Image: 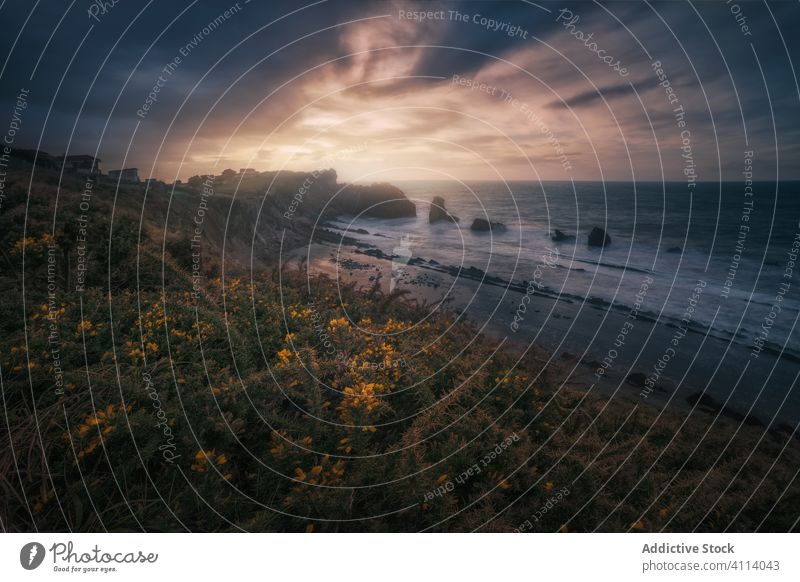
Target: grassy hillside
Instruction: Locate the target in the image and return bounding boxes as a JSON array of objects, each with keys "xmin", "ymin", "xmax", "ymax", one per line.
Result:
[{"xmin": 1, "ymin": 162, "xmax": 798, "ymax": 532}]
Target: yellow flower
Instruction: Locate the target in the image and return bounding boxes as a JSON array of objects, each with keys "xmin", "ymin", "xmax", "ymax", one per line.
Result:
[
  {"xmin": 195, "ymin": 449, "xmax": 215, "ymax": 462},
  {"xmin": 328, "ymin": 317, "xmax": 349, "ymax": 330},
  {"xmin": 191, "ymin": 449, "xmax": 216, "ymax": 473}
]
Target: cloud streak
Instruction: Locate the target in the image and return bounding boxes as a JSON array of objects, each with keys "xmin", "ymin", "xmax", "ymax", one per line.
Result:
[{"xmin": 0, "ymin": 0, "xmax": 798, "ymax": 181}]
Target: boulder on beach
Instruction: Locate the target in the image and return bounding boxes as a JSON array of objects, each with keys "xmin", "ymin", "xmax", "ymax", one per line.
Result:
[
  {"xmin": 588, "ymin": 227, "xmax": 611, "ymax": 247},
  {"xmin": 551, "ymin": 229, "xmax": 573, "ymax": 242},
  {"xmin": 470, "ymin": 218, "xmax": 507, "ymax": 232},
  {"xmin": 429, "ymin": 196, "xmax": 459, "ymax": 223}
]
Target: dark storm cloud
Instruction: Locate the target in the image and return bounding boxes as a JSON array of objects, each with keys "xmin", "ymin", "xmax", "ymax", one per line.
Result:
[
  {"xmin": 545, "ymin": 82, "xmax": 650, "ymax": 109},
  {"xmin": 0, "ymin": 1, "xmax": 375, "ymax": 153},
  {"xmin": 0, "ymin": 0, "xmax": 799, "ymax": 180}
]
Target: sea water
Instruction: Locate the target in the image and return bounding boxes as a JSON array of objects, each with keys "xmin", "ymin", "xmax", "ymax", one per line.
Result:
[{"xmin": 323, "ymin": 180, "xmax": 800, "ymax": 361}]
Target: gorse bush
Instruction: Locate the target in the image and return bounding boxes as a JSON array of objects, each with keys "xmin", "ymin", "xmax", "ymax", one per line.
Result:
[{"xmin": 1, "ymin": 165, "xmax": 799, "ymax": 532}]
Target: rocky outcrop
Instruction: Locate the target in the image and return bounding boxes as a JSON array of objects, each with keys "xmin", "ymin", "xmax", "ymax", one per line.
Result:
[
  {"xmin": 335, "ymin": 182, "xmax": 416, "ymax": 218},
  {"xmin": 205, "ymin": 169, "xmax": 416, "ymax": 220},
  {"xmin": 551, "ymin": 229, "xmax": 573, "ymax": 242},
  {"xmin": 588, "ymin": 227, "xmax": 611, "ymax": 247},
  {"xmin": 470, "ymin": 218, "xmax": 507, "ymax": 232},
  {"xmin": 429, "ymin": 196, "xmax": 459, "ymax": 223},
  {"xmin": 170, "ymin": 168, "xmax": 417, "ymax": 268}
]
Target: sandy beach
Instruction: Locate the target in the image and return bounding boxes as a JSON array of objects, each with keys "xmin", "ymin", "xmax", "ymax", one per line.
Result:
[{"xmin": 294, "ymin": 238, "xmax": 800, "ymax": 431}]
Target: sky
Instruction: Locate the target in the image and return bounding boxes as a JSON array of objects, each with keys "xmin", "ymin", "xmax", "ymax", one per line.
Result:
[{"xmin": 1, "ymin": 0, "xmax": 799, "ymax": 183}]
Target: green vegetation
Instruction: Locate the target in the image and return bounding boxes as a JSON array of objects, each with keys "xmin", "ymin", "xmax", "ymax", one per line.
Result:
[{"xmin": 1, "ymin": 163, "xmax": 798, "ymax": 532}]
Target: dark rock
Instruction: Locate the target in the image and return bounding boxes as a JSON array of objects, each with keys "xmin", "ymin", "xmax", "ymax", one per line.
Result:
[
  {"xmin": 551, "ymin": 229, "xmax": 573, "ymax": 242},
  {"xmin": 686, "ymin": 391, "xmax": 718, "ymax": 408},
  {"xmin": 625, "ymin": 373, "xmax": 647, "ymax": 388},
  {"xmin": 666, "ymin": 246, "xmax": 682, "ymax": 253},
  {"xmin": 587, "ymin": 296, "xmax": 609, "ymax": 307},
  {"xmin": 429, "ymin": 196, "xmax": 459, "ymax": 223},
  {"xmin": 336, "ymin": 182, "xmax": 416, "ymax": 218},
  {"xmin": 470, "ymin": 218, "xmax": 507, "ymax": 232},
  {"xmin": 471, "ymin": 218, "xmax": 491, "ymax": 231},
  {"xmin": 588, "ymin": 227, "xmax": 611, "ymax": 247}
]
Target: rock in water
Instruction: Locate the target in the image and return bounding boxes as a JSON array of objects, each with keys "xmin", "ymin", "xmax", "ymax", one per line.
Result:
[
  {"xmin": 429, "ymin": 196, "xmax": 459, "ymax": 223},
  {"xmin": 551, "ymin": 229, "xmax": 573, "ymax": 242},
  {"xmin": 470, "ymin": 218, "xmax": 507, "ymax": 232},
  {"xmin": 471, "ymin": 218, "xmax": 491, "ymax": 231},
  {"xmin": 588, "ymin": 227, "xmax": 611, "ymax": 247}
]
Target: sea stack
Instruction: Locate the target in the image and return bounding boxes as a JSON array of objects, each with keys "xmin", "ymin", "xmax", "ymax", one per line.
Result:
[
  {"xmin": 588, "ymin": 227, "xmax": 611, "ymax": 247},
  {"xmin": 429, "ymin": 196, "xmax": 458, "ymax": 223}
]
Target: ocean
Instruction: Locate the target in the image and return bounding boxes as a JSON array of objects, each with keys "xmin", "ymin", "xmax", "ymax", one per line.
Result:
[{"xmin": 321, "ymin": 180, "xmax": 800, "ymax": 362}]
